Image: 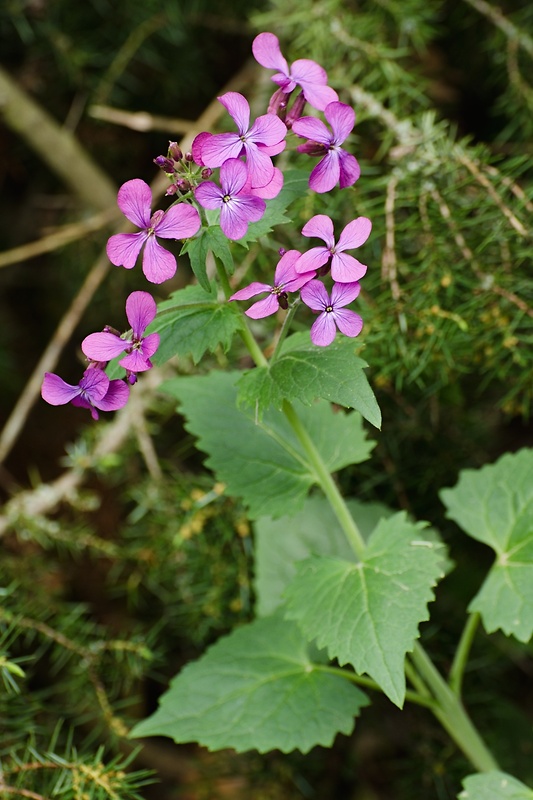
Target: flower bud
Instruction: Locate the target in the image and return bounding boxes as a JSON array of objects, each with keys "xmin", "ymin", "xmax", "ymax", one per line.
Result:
[
  {"xmin": 154, "ymin": 156, "xmax": 176, "ymax": 173},
  {"xmin": 168, "ymin": 141, "xmax": 183, "ymax": 161},
  {"xmin": 201, "ymin": 168, "xmax": 213, "ymax": 180},
  {"xmin": 285, "ymin": 91, "xmax": 307, "ymax": 129}
]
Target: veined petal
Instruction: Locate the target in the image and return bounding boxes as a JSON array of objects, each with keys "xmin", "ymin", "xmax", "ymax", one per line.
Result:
[
  {"xmin": 201, "ymin": 132, "xmax": 244, "ymax": 167},
  {"xmin": 106, "ymin": 232, "xmax": 146, "ymax": 269},
  {"xmin": 82, "ymin": 331, "xmax": 128, "ymax": 361},
  {"xmin": 297, "ymin": 81, "xmax": 338, "ymax": 112},
  {"xmin": 220, "ymin": 158, "xmax": 249, "ymax": 196},
  {"xmin": 300, "ymin": 279, "xmax": 329, "ymax": 311},
  {"xmin": 331, "ymin": 281, "xmax": 361, "ymax": 307},
  {"xmin": 155, "ymin": 203, "xmax": 201, "ymax": 240},
  {"xmin": 218, "ymin": 91, "xmax": 250, "ymax": 134},
  {"xmin": 290, "ymin": 59, "xmax": 328, "ymax": 86},
  {"xmin": 41, "ymin": 372, "xmax": 81, "ymax": 405},
  {"xmin": 230, "ymin": 282, "xmax": 272, "ymax": 301},
  {"xmin": 116, "ymin": 179, "xmax": 152, "ymax": 229},
  {"xmin": 248, "ymin": 113, "xmax": 287, "ymax": 147},
  {"xmin": 250, "ymin": 167, "xmax": 283, "ymax": 198},
  {"xmin": 291, "ymin": 116, "xmax": 331, "ymax": 145},
  {"xmin": 324, "ymin": 102, "xmax": 355, "ymax": 144},
  {"xmin": 332, "ymin": 307, "xmax": 363, "ymax": 338},
  {"xmin": 337, "ymin": 217, "xmax": 372, "ymax": 250},
  {"xmin": 191, "ymin": 131, "xmax": 212, "ymax": 166},
  {"xmin": 139, "ymin": 332, "xmax": 160, "ymax": 360},
  {"xmin": 301, "ymin": 214, "xmax": 335, "ymax": 247},
  {"xmin": 310, "ymin": 312, "xmax": 337, "ymax": 346},
  {"xmin": 79, "ymin": 368, "xmax": 111, "ymax": 403},
  {"xmin": 120, "ymin": 350, "xmax": 153, "ymax": 373},
  {"xmin": 331, "ymin": 252, "xmax": 367, "ymax": 282},
  {"xmin": 242, "ymin": 144, "xmax": 274, "ymax": 189},
  {"xmin": 295, "ymin": 246, "xmax": 330, "ymax": 274},
  {"xmin": 220, "ymin": 195, "xmax": 265, "ymax": 240},
  {"xmin": 125, "ymin": 290, "xmax": 157, "ymax": 336},
  {"xmin": 95, "ymin": 379, "xmax": 130, "ymax": 412},
  {"xmin": 71, "ymin": 395, "xmax": 98, "ymax": 419},
  {"xmin": 308, "ymin": 151, "xmax": 341, "ymax": 194},
  {"xmin": 338, "ymin": 150, "xmax": 361, "ymax": 188},
  {"xmin": 245, "ymin": 293, "xmax": 280, "ymax": 319},
  {"xmin": 252, "ymin": 32, "xmax": 289, "ymax": 74},
  {"xmin": 142, "ymin": 236, "xmax": 177, "ymax": 284},
  {"xmin": 195, "ymin": 181, "xmax": 224, "ymax": 210},
  {"xmin": 274, "ymin": 249, "xmax": 302, "ymax": 286}
]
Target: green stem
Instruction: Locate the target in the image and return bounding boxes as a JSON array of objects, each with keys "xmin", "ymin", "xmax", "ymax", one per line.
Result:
[
  {"xmin": 270, "ymin": 300, "xmax": 300, "ymax": 364},
  {"xmin": 449, "ymin": 611, "xmax": 481, "ymax": 697},
  {"xmin": 318, "ymin": 665, "xmax": 436, "ymax": 710}
]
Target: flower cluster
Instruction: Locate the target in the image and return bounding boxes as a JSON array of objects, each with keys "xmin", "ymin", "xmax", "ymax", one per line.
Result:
[{"xmin": 42, "ymin": 31, "xmax": 372, "ymax": 416}]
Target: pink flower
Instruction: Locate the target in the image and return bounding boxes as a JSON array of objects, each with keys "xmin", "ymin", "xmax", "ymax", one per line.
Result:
[
  {"xmin": 41, "ymin": 366, "xmax": 129, "ymax": 420},
  {"xmin": 295, "ymin": 214, "xmax": 371, "ymax": 282},
  {"xmin": 194, "ymin": 92, "xmax": 287, "ymax": 189},
  {"xmin": 229, "ymin": 250, "xmax": 315, "ymax": 318},
  {"xmin": 292, "ymin": 102, "xmax": 361, "ymax": 193},
  {"xmin": 301, "ymin": 280, "xmax": 363, "ymax": 346},
  {"xmin": 195, "ymin": 159, "xmax": 266, "ymax": 241},
  {"xmin": 106, "ymin": 179, "xmax": 201, "ymax": 284},
  {"xmin": 252, "ymin": 32, "xmax": 338, "ymax": 112},
  {"xmin": 81, "ymin": 291, "xmax": 160, "ymax": 383}
]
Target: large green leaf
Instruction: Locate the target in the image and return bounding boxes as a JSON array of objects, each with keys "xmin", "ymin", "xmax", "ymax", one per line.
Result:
[
  {"xmin": 129, "ymin": 613, "xmax": 369, "ymax": 753},
  {"xmin": 440, "ymin": 448, "xmax": 533, "ymax": 642},
  {"xmin": 460, "ymin": 771, "xmax": 533, "ymax": 799},
  {"xmin": 150, "ymin": 283, "xmax": 243, "ymax": 365},
  {"xmin": 255, "ymin": 495, "xmax": 393, "ymax": 616},
  {"xmin": 160, "ymin": 370, "xmax": 374, "ymax": 519},
  {"xmin": 284, "ymin": 512, "xmax": 444, "ymax": 706},
  {"xmin": 238, "ymin": 333, "xmax": 381, "ymax": 428},
  {"xmin": 183, "ymin": 225, "xmax": 235, "ymax": 289}
]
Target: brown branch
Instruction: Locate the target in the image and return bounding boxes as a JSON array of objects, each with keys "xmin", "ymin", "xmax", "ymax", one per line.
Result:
[
  {"xmin": 89, "ymin": 104, "xmax": 197, "ymax": 135},
  {"xmin": 461, "ymin": 0, "xmax": 533, "ymax": 58}
]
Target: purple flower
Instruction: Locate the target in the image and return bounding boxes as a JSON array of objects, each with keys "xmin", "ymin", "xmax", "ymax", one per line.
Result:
[
  {"xmin": 229, "ymin": 250, "xmax": 315, "ymax": 318},
  {"xmin": 81, "ymin": 291, "xmax": 160, "ymax": 382},
  {"xmin": 252, "ymin": 32, "xmax": 338, "ymax": 112},
  {"xmin": 292, "ymin": 102, "xmax": 361, "ymax": 193},
  {"xmin": 41, "ymin": 366, "xmax": 130, "ymax": 420},
  {"xmin": 301, "ymin": 280, "xmax": 363, "ymax": 347},
  {"xmin": 296, "ymin": 214, "xmax": 372, "ymax": 283},
  {"xmin": 195, "ymin": 158, "xmax": 266, "ymax": 241},
  {"xmin": 195, "ymin": 92, "xmax": 287, "ymax": 189},
  {"xmin": 106, "ymin": 179, "xmax": 201, "ymax": 284}
]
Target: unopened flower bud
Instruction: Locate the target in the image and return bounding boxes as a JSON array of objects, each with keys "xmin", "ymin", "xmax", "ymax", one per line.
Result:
[
  {"xmin": 176, "ymin": 178, "xmax": 192, "ymax": 192},
  {"xmin": 285, "ymin": 91, "xmax": 307, "ymax": 129},
  {"xmin": 278, "ymin": 247, "xmax": 287, "ymax": 257},
  {"xmin": 267, "ymin": 87, "xmax": 290, "ymax": 117},
  {"xmin": 165, "ymin": 184, "xmax": 178, "ymax": 196},
  {"xmin": 168, "ymin": 141, "xmax": 183, "ymax": 161},
  {"xmin": 154, "ymin": 156, "xmax": 176, "ymax": 173},
  {"xmin": 184, "ymin": 151, "xmax": 194, "ymax": 162},
  {"xmin": 201, "ymin": 168, "xmax": 213, "ymax": 180}
]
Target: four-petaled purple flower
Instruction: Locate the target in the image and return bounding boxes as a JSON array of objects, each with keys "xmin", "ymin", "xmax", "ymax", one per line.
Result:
[
  {"xmin": 300, "ymin": 280, "xmax": 363, "ymax": 347},
  {"xmin": 41, "ymin": 366, "xmax": 130, "ymax": 420},
  {"xmin": 296, "ymin": 214, "xmax": 372, "ymax": 283},
  {"xmin": 252, "ymin": 32, "xmax": 338, "ymax": 113},
  {"xmin": 81, "ymin": 291, "xmax": 160, "ymax": 383},
  {"xmin": 195, "ymin": 158, "xmax": 266, "ymax": 241},
  {"xmin": 195, "ymin": 92, "xmax": 287, "ymax": 190},
  {"xmin": 229, "ymin": 250, "xmax": 315, "ymax": 318},
  {"xmin": 292, "ymin": 102, "xmax": 361, "ymax": 193},
  {"xmin": 106, "ymin": 179, "xmax": 201, "ymax": 284}
]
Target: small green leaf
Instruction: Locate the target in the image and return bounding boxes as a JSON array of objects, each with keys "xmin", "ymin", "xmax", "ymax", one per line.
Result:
[
  {"xmin": 460, "ymin": 771, "xmax": 533, "ymax": 799},
  {"xmin": 238, "ymin": 333, "xmax": 381, "ymax": 428},
  {"xmin": 285, "ymin": 512, "xmax": 444, "ymax": 706},
  {"xmin": 440, "ymin": 448, "xmax": 533, "ymax": 642},
  {"xmin": 160, "ymin": 370, "xmax": 374, "ymax": 519},
  {"xmin": 150, "ymin": 283, "xmax": 243, "ymax": 365},
  {"xmin": 129, "ymin": 613, "xmax": 369, "ymax": 753}
]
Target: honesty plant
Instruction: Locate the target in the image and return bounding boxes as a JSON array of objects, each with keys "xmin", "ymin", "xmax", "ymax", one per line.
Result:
[{"xmin": 41, "ymin": 29, "xmax": 533, "ymax": 800}]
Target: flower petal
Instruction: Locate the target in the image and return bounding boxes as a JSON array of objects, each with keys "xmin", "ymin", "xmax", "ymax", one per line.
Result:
[
  {"xmin": 41, "ymin": 373, "xmax": 81, "ymax": 405},
  {"xmin": 310, "ymin": 312, "xmax": 337, "ymax": 346},
  {"xmin": 142, "ymin": 236, "xmax": 177, "ymax": 284},
  {"xmin": 324, "ymin": 102, "xmax": 355, "ymax": 144},
  {"xmin": 245, "ymin": 293, "xmax": 280, "ymax": 319},
  {"xmin": 120, "ymin": 350, "xmax": 153, "ymax": 373},
  {"xmin": 338, "ymin": 150, "xmax": 361, "ymax": 188},
  {"xmin": 331, "ymin": 280, "xmax": 362, "ymax": 307},
  {"xmin": 106, "ymin": 232, "xmax": 146, "ymax": 269},
  {"xmin": 195, "ymin": 181, "xmax": 224, "ymax": 210},
  {"xmin": 191, "ymin": 131, "xmax": 211, "ymax": 165},
  {"xmin": 95, "ymin": 379, "xmax": 130, "ymax": 412},
  {"xmin": 308, "ymin": 151, "xmax": 341, "ymax": 194},
  {"xmin": 200, "ymin": 132, "xmax": 244, "ymax": 167},
  {"xmin": 242, "ymin": 144, "xmax": 275, "ymax": 189},
  {"xmin": 125, "ymin": 290, "xmax": 157, "ymax": 336},
  {"xmin": 252, "ymin": 32, "xmax": 289, "ymax": 74},
  {"xmin": 220, "ymin": 195, "xmax": 265, "ymax": 240},
  {"xmin": 78, "ymin": 368, "xmax": 111, "ymax": 402},
  {"xmin": 248, "ymin": 113, "xmax": 287, "ymax": 147},
  {"xmin": 300, "ymin": 279, "xmax": 329, "ymax": 311},
  {"xmin": 330, "ymin": 252, "xmax": 367, "ymax": 282},
  {"xmin": 116, "ymin": 179, "xmax": 152, "ymax": 229},
  {"xmin": 139, "ymin": 331, "xmax": 160, "ymax": 360},
  {"xmin": 274, "ymin": 249, "xmax": 302, "ymax": 286},
  {"xmin": 218, "ymin": 91, "xmax": 250, "ymax": 134},
  {"xmin": 337, "ymin": 217, "xmax": 372, "ymax": 250},
  {"xmin": 249, "ymin": 167, "xmax": 283, "ymax": 198},
  {"xmin": 332, "ymin": 308, "xmax": 363, "ymax": 338},
  {"xmin": 155, "ymin": 203, "xmax": 201, "ymax": 240},
  {"xmin": 301, "ymin": 214, "xmax": 335, "ymax": 247},
  {"xmin": 82, "ymin": 331, "xmax": 129, "ymax": 361},
  {"xmin": 220, "ymin": 158, "xmax": 249, "ymax": 196},
  {"xmin": 230, "ymin": 282, "xmax": 272, "ymax": 301},
  {"xmin": 295, "ymin": 246, "xmax": 330, "ymax": 273},
  {"xmin": 291, "ymin": 116, "xmax": 331, "ymax": 145}
]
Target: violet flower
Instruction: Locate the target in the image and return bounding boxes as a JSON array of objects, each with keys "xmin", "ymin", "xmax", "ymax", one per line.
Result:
[
  {"xmin": 195, "ymin": 158, "xmax": 266, "ymax": 241},
  {"xmin": 195, "ymin": 92, "xmax": 287, "ymax": 189},
  {"xmin": 229, "ymin": 250, "xmax": 315, "ymax": 318},
  {"xmin": 81, "ymin": 291, "xmax": 160, "ymax": 382},
  {"xmin": 295, "ymin": 214, "xmax": 372, "ymax": 282},
  {"xmin": 252, "ymin": 32, "xmax": 338, "ymax": 112},
  {"xmin": 106, "ymin": 179, "xmax": 201, "ymax": 284},
  {"xmin": 41, "ymin": 366, "xmax": 129, "ymax": 420},
  {"xmin": 292, "ymin": 102, "xmax": 361, "ymax": 193},
  {"xmin": 301, "ymin": 280, "xmax": 363, "ymax": 347}
]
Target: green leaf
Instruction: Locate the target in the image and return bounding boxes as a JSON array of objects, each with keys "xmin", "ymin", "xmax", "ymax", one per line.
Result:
[
  {"xmin": 160, "ymin": 370, "xmax": 375, "ymax": 519},
  {"xmin": 150, "ymin": 283, "xmax": 243, "ymax": 365},
  {"xmin": 238, "ymin": 333, "xmax": 381, "ymax": 428},
  {"xmin": 440, "ymin": 448, "xmax": 533, "ymax": 642},
  {"xmin": 129, "ymin": 613, "xmax": 369, "ymax": 753},
  {"xmin": 284, "ymin": 512, "xmax": 444, "ymax": 706},
  {"xmin": 255, "ymin": 495, "xmax": 393, "ymax": 616},
  {"xmin": 460, "ymin": 771, "xmax": 533, "ymax": 799}
]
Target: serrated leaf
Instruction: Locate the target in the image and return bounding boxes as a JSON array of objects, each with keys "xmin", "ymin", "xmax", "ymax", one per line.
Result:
[
  {"xmin": 129, "ymin": 613, "xmax": 369, "ymax": 753},
  {"xmin": 160, "ymin": 370, "xmax": 374, "ymax": 519},
  {"xmin": 238, "ymin": 333, "xmax": 381, "ymax": 427},
  {"xmin": 285, "ymin": 512, "xmax": 444, "ymax": 706},
  {"xmin": 150, "ymin": 283, "xmax": 243, "ymax": 365},
  {"xmin": 460, "ymin": 771, "xmax": 533, "ymax": 799},
  {"xmin": 255, "ymin": 495, "xmax": 393, "ymax": 616},
  {"xmin": 440, "ymin": 448, "xmax": 533, "ymax": 642}
]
